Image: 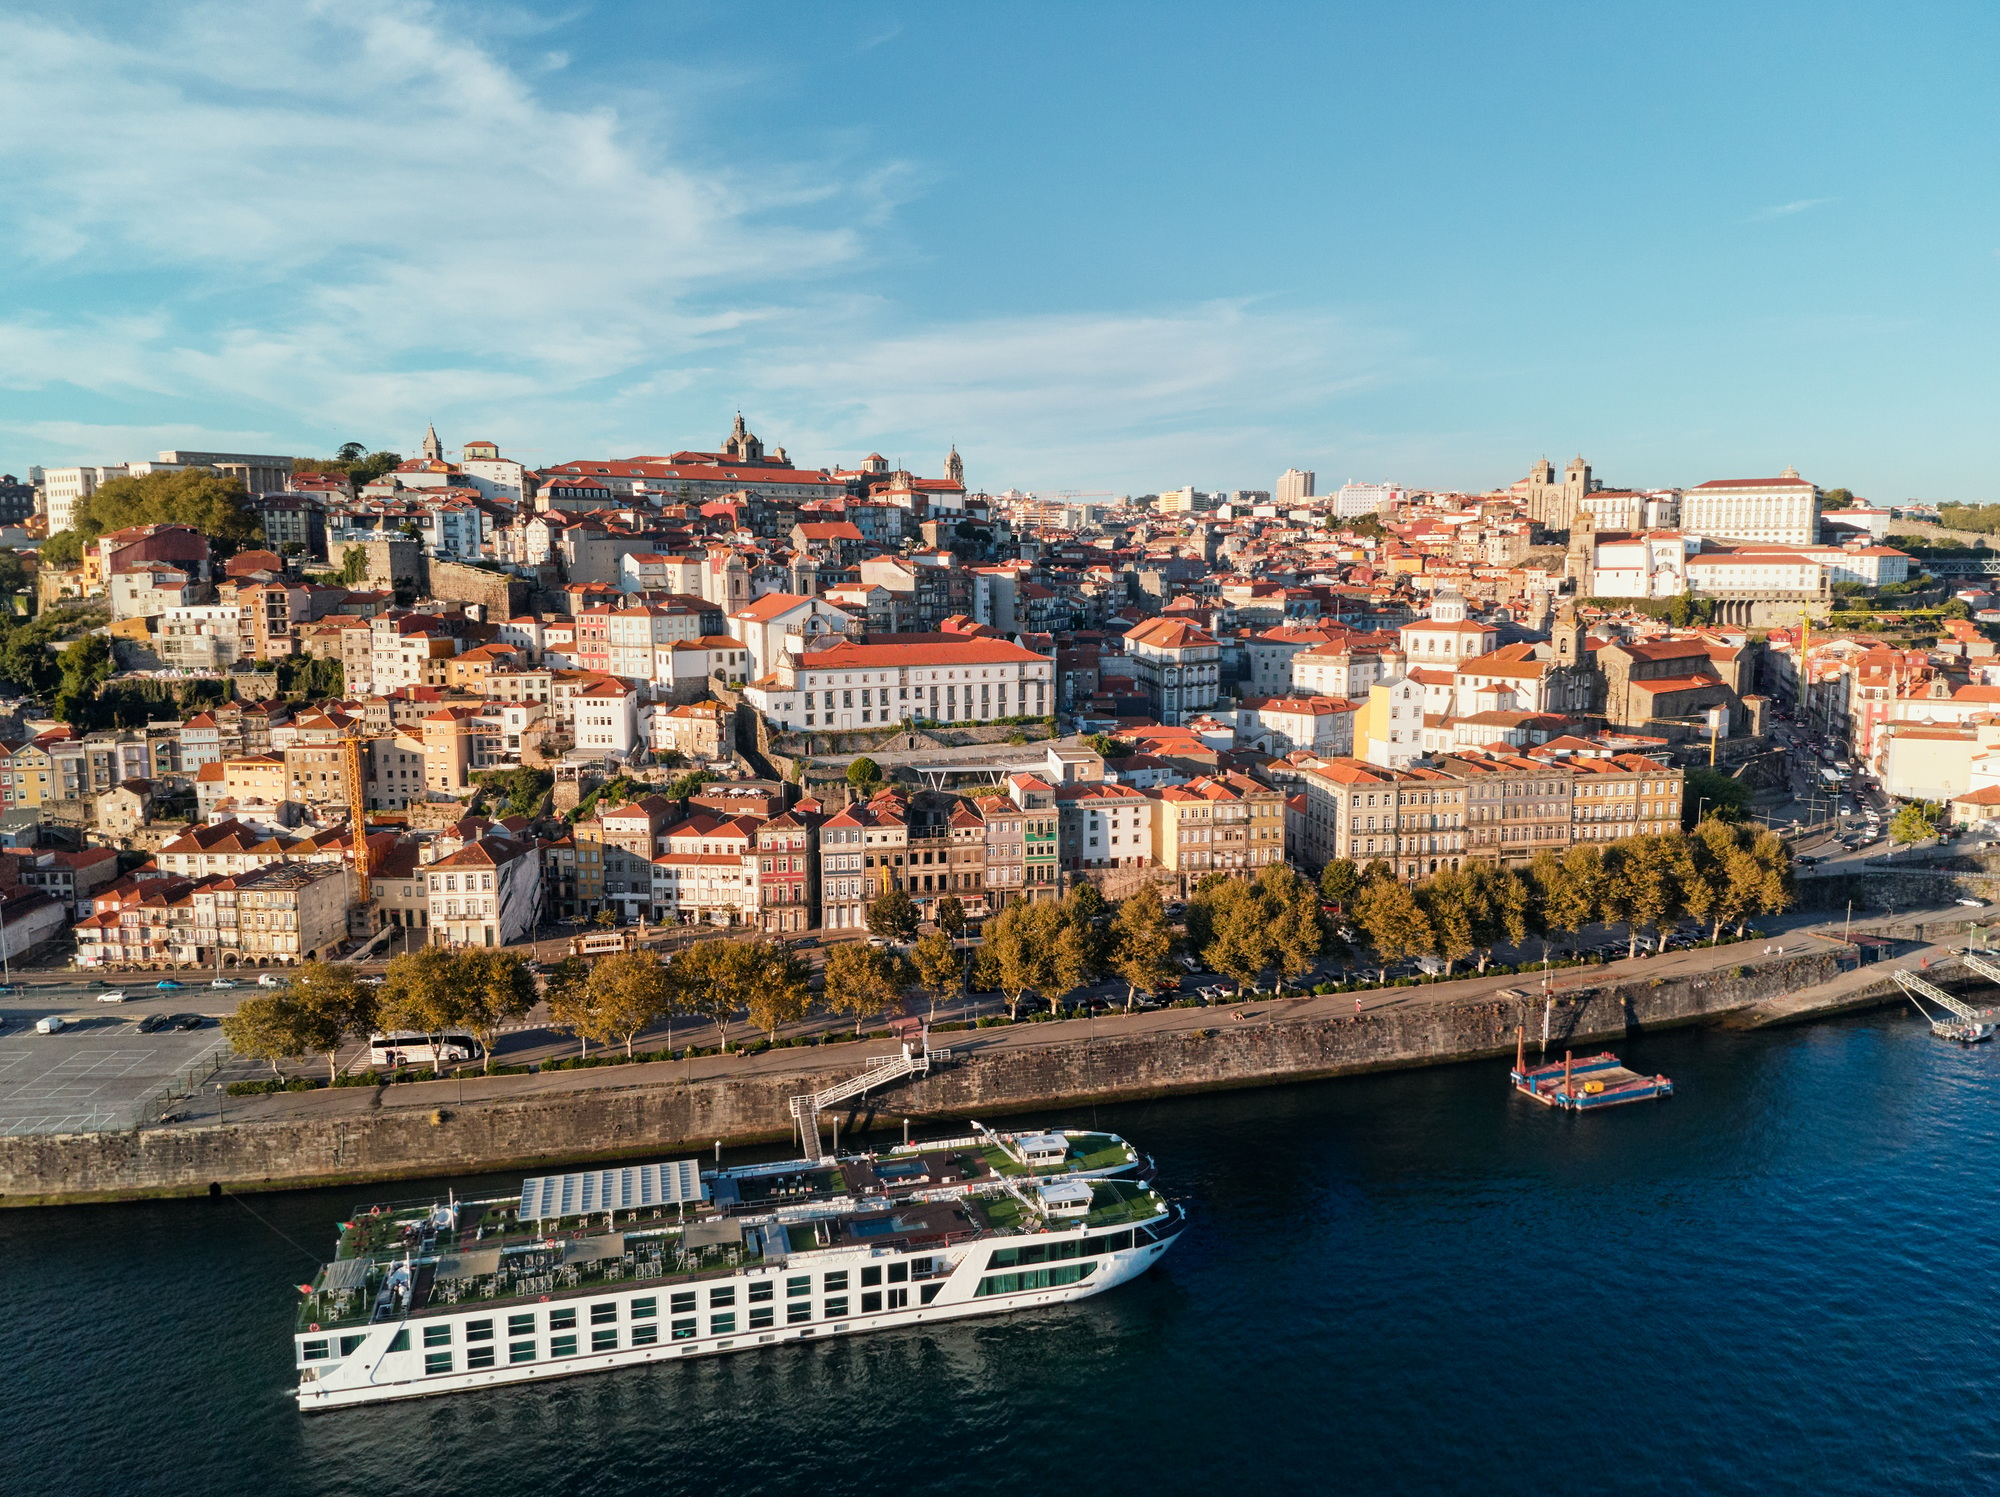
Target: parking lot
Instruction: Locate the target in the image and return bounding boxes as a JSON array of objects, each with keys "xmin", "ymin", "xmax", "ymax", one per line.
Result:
[{"xmin": 0, "ymin": 1011, "xmax": 226, "ymax": 1135}]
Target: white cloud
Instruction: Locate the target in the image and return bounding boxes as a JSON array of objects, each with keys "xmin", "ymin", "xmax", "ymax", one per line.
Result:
[{"xmin": 1752, "ymin": 197, "xmax": 1835, "ymax": 221}]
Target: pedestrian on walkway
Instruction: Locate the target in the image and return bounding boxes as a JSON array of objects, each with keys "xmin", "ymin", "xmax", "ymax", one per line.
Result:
[{"xmin": 1355, "ymin": 997, "xmax": 1362, "ymax": 1014}]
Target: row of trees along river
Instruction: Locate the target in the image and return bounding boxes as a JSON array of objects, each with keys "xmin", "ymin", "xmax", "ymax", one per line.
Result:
[{"xmin": 217, "ymin": 821, "xmax": 1791, "ymax": 1083}]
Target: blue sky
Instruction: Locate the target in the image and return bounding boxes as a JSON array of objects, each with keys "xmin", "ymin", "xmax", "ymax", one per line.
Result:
[{"xmin": 2, "ymin": 1, "xmax": 1996, "ymax": 500}]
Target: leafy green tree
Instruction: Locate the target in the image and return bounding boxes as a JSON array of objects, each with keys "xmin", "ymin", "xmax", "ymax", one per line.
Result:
[
  {"xmin": 1050, "ymin": 919, "xmax": 1101, "ymax": 1007},
  {"xmin": 744, "ymin": 939, "xmax": 813, "ymax": 1041},
  {"xmin": 570, "ymin": 949, "xmax": 672, "ymax": 1057},
  {"xmin": 378, "ymin": 946, "xmax": 469, "ymax": 1073},
  {"xmin": 288, "ymin": 959, "xmax": 377, "ymax": 1081},
  {"xmin": 339, "ymin": 546, "xmax": 370, "ymax": 586},
  {"xmin": 459, "ymin": 950, "xmax": 538, "ymax": 1071},
  {"xmin": 1611, "ymin": 835, "xmax": 1681, "ymax": 957},
  {"xmin": 72, "ymin": 467, "xmax": 263, "ymax": 552},
  {"xmin": 846, "ymin": 757, "xmax": 881, "ymax": 792},
  {"xmin": 1109, "ymin": 885, "xmax": 1180, "ymax": 1009},
  {"xmin": 1891, "ymin": 801, "xmax": 1944, "ymax": 845},
  {"xmin": 866, "ymin": 886, "xmax": 920, "ymax": 942},
  {"xmin": 1682, "ymin": 767, "xmax": 1753, "ymax": 828},
  {"xmin": 1352, "ymin": 876, "xmax": 1432, "ymax": 982},
  {"xmin": 1318, "ymin": 858, "xmax": 1361, "ymax": 907},
  {"xmin": 1260, "ymin": 863, "xmax": 1328, "ymax": 993},
  {"xmin": 1416, "ymin": 869, "xmax": 1475, "ymax": 976},
  {"xmin": 1533, "ymin": 848, "xmax": 1602, "ymax": 957},
  {"xmin": 221, "ymin": 992, "xmax": 309, "ymax": 1077},
  {"xmin": 823, "ymin": 941, "xmax": 904, "ymax": 1035},
  {"xmin": 1463, "ymin": 862, "xmax": 1530, "ymax": 971},
  {"xmin": 932, "ymin": 893, "xmax": 967, "ymax": 937},
  {"xmin": 543, "ymin": 956, "xmax": 601, "ymax": 1059},
  {"xmin": 672, "ymin": 939, "xmax": 762, "ymax": 1052},
  {"xmin": 985, "ymin": 900, "xmax": 1064, "ymax": 1018},
  {"xmin": 39, "ymin": 530, "xmax": 84, "ymax": 570},
  {"xmin": 909, "ymin": 929, "xmax": 962, "ymax": 1020}
]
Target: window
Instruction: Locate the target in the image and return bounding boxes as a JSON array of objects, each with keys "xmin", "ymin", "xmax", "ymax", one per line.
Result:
[
  {"xmin": 749, "ymin": 1280, "xmax": 774, "ymax": 1303},
  {"xmin": 302, "ymin": 1340, "xmax": 329, "ymax": 1362},
  {"xmin": 467, "ymin": 1344, "xmax": 495, "ymax": 1370},
  {"xmin": 425, "ymin": 1351, "xmax": 453, "ymax": 1375},
  {"xmin": 709, "ymin": 1285, "xmax": 735, "ymax": 1308},
  {"xmin": 508, "ymin": 1313, "xmax": 535, "ymax": 1337},
  {"xmin": 749, "ymin": 1305, "xmax": 775, "ymax": 1330},
  {"xmin": 631, "ymin": 1297, "xmax": 656, "ymax": 1320},
  {"xmin": 919, "ymin": 1282, "xmax": 944, "ymax": 1306},
  {"xmin": 788, "ymin": 1302, "xmax": 813, "ymax": 1325},
  {"xmin": 710, "ymin": 1313, "xmax": 737, "ymax": 1336},
  {"xmin": 823, "ymin": 1271, "xmax": 848, "ymax": 1292},
  {"xmin": 861, "ymin": 1265, "xmax": 883, "ymax": 1288},
  {"xmin": 551, "ymin": 1334, "xmax": 578, "ymax": 1358},
  {"xmin": 671, "ymin": 1291, "xmax": 697, "ymax": 1314},
  {"xmin": 632, "ymin": 1321, "xmax": 659, "ymax": 1346},
  {"xmin": 860, "ymin": 1291, "xmax": 883, "ymax": 1314},
  {"xmin": 592, "ymin": 1329, "xmax": 618, "ymax": 1353},
  {"xmin": 591, "ymin": 1302, "xmax": 618, "ymax": 1325},
  {"xmin": 339, "ymin": 1333, "xmax": 366, "ymax": 1356},
  {"xmin": 671, "ymin": 1317, "xmax": 697, "ymax": 1340},
  {"xmin": 549, "ymin": 1308, "xmax": 577, "ymax": 1331},
  {"xmin": 424, "ymin": 1324, "xmax": 452, "ymax": 1348},
  {"xmin": 387, "ymin": 1330, "xmax": 410, "ymax": 1353},
  {"xmin": 887, "ymin": 1287, "xmax": 909, "ymax": 1310},
  {"xmin": 824, "ymin": 1297, "xmax": 848, "ymax": 1319}
]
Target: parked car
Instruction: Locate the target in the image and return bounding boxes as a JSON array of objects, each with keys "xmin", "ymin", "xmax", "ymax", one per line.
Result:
[
  {"xmin": 155, "ymin": 979, "xmax": 182, "ymax": 991},
  {"xmin": 256, "ymin": 974, "xmax": 284, "ymax": 987},
  {"xmin": 34, "ymin": 1015, "xmax": 66, "ymax": 1034},
  {"xmin": 1957, "ymin": 898, "xmax": 1985, "ymax": 908},
  {"xmin": 96, "ymin": 991, "xmax": 126, "ymax": 1003},
  {"xmin": 138, "ymin": 1013, "xmax": 172, "ymax": 1033},
  {"xmin": 209, "ymin": 978, "xmax": 238, "ymax": 990},
  {"xmin": 170, "ymin": 1013, "xmax": 206, "ymax": 1030}
]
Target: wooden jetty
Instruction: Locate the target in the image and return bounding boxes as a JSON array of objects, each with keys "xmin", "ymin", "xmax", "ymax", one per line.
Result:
[{"xmin": 1510, "ymin": 1029, "xmax": 1673, "ymax": 1111}]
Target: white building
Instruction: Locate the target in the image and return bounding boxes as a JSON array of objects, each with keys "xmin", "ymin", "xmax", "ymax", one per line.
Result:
[
  {"xmin": 574, "ymin": 679, "xmax": 641, "ymax": 755},
  {"xmin": 744, "ymin": 637, "xmax": 1054, "ymax": 733},
  {"xmin": 1276, "ymin": 469, "xmax": 1315, "ymax": 504},
  {"xmin": 1335, "ymin": 481, "xmax": 1401, "ymax": 518},
  {"xmin": 1681, "ymin": 468, "xmax": 1820, "ymax": 546},
  {"xmin": 426, "ymin": 834, "xmax": 542, "ymax": 949},
  {"xmin": 1238, "ymin": 695, "xmax": 1357, "ymax": 757},
  {"xmin": 727, "ymin": 593, "xmax": 860, "ymax": 683},
  {"xmin": 1398, "ymin": 587, "xmax": 1497, "ymax": 663}
]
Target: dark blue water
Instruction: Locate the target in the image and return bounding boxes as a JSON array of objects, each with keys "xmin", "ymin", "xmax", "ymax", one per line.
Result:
[{"xmin": 6, "ymin": 1009, "xmax": 1999, "ymax": 1497}]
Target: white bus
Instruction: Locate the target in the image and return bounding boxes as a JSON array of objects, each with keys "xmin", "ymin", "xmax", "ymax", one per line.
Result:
[{"xmin": 368, "ymin": 1031, "xmax": 483, "ymax": 1068}]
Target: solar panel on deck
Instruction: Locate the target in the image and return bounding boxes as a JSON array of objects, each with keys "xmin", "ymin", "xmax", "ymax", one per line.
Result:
[{"xmin": 518, "ymin": 1159, "xmax": 705, "ymax": 1222}]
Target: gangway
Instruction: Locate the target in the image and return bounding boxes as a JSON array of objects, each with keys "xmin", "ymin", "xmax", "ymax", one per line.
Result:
[
  {"xmin": 788, "ymin": 1031, "xmax": 951, "ymax": 1158},
  {"xmin": 1892, "ymin": 968, "xmax": 1994, "ymax": 1044},
  {"xmin": 1959, "ymin": 952, "xmax": 2000, "ymax": 990}
]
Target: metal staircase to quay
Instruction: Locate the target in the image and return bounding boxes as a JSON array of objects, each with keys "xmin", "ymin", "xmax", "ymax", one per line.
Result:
[
  {"xmin": 789, "ymin": 1031, "xmax": 951, "ymax": 1158},
  {"xmin": 1892, "ymin": 967, "xmax": 1995, "ymax": 1044}
]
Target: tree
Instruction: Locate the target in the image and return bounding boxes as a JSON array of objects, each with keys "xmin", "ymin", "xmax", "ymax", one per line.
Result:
[
  {"xmin": 823, "ymin": 941, "xmax": 903, "ymax": 1035},
  {"xmin": 1318, "ymin": 858, "xmax": 1360, "ymax": 908},
  {"xmin": 378, "ymin": 946, "xmax": 469, "ymax": 1074},
  {"xmin": 846, "ymin": 757, "xmax": 881, "ymax": 793},
  {"xmin": 1612, "ymin": 836, "xmax": 1681, "ymax": 957},
  {"xmin": 909, "ymin": 929, "xmax": 962, "ymax": 1021},
  {"xmin": 672, "ymin": 939, "xmax": 762, "ymax": 1052},
  {"xmin": 1204, "ymin": 883, "xmax": 1275, "ymax": 996},
  {"xmin": 1415, "ymin": 870, "xmax": 1475, "ymax": 977},
  {"xmin": 543, "ymin": 956, "xmax": 601, "ymax": 1059},
  {"xmin": 459, "ymin": 950, "xmax": 538, "ymax": 1071},
  {"xmin": 287, "ymin": 959, "xmax": 376, "ymax": 1082},
  {"xmin": 1261, "ymin": 863, "xmax": 1328, "ymax": 993},
  {"xmin": 985, "ymin": 900, "xmax": 1063, "ymax": 1018},
  {"xmin": 221, "ymin": 993, "xmax": 309, "ymax": 1077},
  {"xmin": 1891, "ymin": 801, "xmax": 1944, "ymax": 845},
  {"xmin": 1683, "ymin": 767, "xmax": 1753, "ymax": 828},
  {"xmin": 866, "ymin": 886, "xmax": 920, "ymax": 942},
  {"xmin": 1049, "ymin": 920, "xmax": 1101, "ymax": 1008},
  {"xmin": 744, "ymin": 939, "xmax": 813, "ymax": 1041},
  {"xmin": 1463, "ymin": 862, "xmax": 1529, "ymax": 971},
  {"xmin": 580, "ymin": 949, "xmax": 675, "ymax": 1057},
  {"xmin": 932, "ymin": 893, "xmax": 967, "ymax": 938},
  {"xmin": 339, "ymin": 546, "xmax": 370, "ymax": 586},
  {"xmin": 336, "ymin": 441, "xmax": 368, "ymax": 463},
  {"xmin": 1534, "ymin": 848, "xmax": 1601, "ymax": 957},
  {"xmin": 1351, "ymin": 876, "xmax": 1432, "ymax": 982},
  {"xmin": 1109, "ymin": 885, "xmax": 1180, "ymax": 1010},
  {"xmin": 70, "ymin": 467, "xmax": 263, "ymax": 552}
]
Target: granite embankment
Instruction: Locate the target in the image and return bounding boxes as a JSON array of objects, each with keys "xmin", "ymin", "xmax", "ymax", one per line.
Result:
[{"xmin": 0, "ymin": 945, "xmax": 1893, "ymax": 1206}]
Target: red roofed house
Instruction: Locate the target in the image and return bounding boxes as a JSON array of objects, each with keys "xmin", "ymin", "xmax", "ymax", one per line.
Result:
[
  {"xmin": 1123, "ymin": 617, "xmax": 1221, "ymax": 725},
  {"xmin": 743, "ymin": 636, "xmax": 1054, "ymax": 733}
]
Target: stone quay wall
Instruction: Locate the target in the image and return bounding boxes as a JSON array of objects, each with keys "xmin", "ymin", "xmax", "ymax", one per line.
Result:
[{"xmin": 0, "ymin": 951, "xmax": 1855, "ymax": 1207}]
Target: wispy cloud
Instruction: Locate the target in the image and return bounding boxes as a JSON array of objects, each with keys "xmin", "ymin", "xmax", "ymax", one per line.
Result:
[{"xmin": 1753, "ymin": 197, "xmax": 1836, "ymax": 221}]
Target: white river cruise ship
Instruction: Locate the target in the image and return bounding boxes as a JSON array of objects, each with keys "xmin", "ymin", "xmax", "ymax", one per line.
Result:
[{"xmin": 294, "ymin": 1124, "xmax": 1183, "ymax": 1410}]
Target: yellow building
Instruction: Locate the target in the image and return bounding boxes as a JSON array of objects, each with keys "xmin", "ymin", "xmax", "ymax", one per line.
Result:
[{"xmin": 1148, "ymin": 771, "xmax": 1285, "ymax": 884}]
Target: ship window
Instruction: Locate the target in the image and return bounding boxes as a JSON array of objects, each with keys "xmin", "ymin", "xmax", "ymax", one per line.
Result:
[
  {"xmin": 301, "ymin": 1340, "xmax": 329, "ymax": 1361},
  {"xmin": 467, "ymin": 1345, "xmax": 495, "ymax": 1370},
  {"xmin": 548, "ymin": 1308, "xmax": 577, "ymax": 1331},
  {"xmin": 466, "ymin": 1320, "xmax": 493, "ymax": 1341},
  {"xmin": 1104, "ymin": 1230, "xmax": 1134, "ymax": 1252},
  {"xmin": 888, "ymin": 1261, "xmax": 909, "ymax": 1284},
  {"xmin": 788, "ymin": 1303, "xmax": 812, "ymax": 1325},
  {"xmin": 591, "ymin": 1303, "xmax": 618, "ymax": 1324},
  {"xmin": 860, "ymin": 1292, "xmax": 883, "ymax": 1314},
  {"xmin": 749, "ymin": 1305, "xmax": 775, "ymax": 1330},
  {"xmin": 632, "ymin": 1322, "xmax": 658, "ymax": 1346},
  {"xmin": 888, "ymin": 1287, "xmax": 909, "ymax": 1310},
  {"xmin": 787, "ymin": 1276, "xmax": 811, "ymax": 1298},
  {"xmin": 920, "ymin": 1283, "xmax": 943, "ymax": 1306},
  {"xmin": 860, "ymin": 1266, "xmax": 882, "ymax": 1288},
  {"xmin": 709, "ymin": 1286, "xmax": 736, "ymax": 1308},
  {"xmin": 823, "ymin": 1297, "xmax": 848, "ymax": 1319},
  {"xmin": 592, "ymin": 1329, "xmax": 618, "ymax": 1353},
  {"xmin": 425, "ymin": 1352, "xmax": 453, "ymax": 1376},
  {"xmin": 387, "ymin": 1330, "xmax": 410, "ymax": 1353},
  {"xmin": 671, "ymin": 1318, "xmax": 697, "ymax": 1341},
  {"xmin": 509, "ymin": 1340, "xmax": 536, "ymax": 1364},
  {"xmin": 423, "ymin": 1324, "xmax": 451, "ymax": 1348},
  {"xmin": 710, "ymin": 1313, "xmax": 736, "ymax": 1336},
  {"xmin": 748, "ymin": 1279, "xmax": 774, "ymax": 1303},
  {"xmin": 671, "ymin": 1291, "xmax": 697, "ymax": 1314},
  {"xmin": 551, "ymin": 1334, "xmax": 578, "ymax": 1358},
  {"xmin": 508, "ymin": 1313, "xmax": 535, "ymax": 1337},
  {"xmin": 339, "ymin": 1334, "xmax": 366, "ymax": 1356},
  {"xmin": 823, "ymin": 1271, "xmax": 849, "ymax": 1293},
  {"xmin": 630, "ymin": 1297, "xmax": 657, "ymax": 1320}
]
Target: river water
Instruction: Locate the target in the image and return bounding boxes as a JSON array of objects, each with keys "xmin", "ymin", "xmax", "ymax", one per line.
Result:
[{"xmin": 6, "ymin": 1007, "xmax": 1999, "ymax": 1496}]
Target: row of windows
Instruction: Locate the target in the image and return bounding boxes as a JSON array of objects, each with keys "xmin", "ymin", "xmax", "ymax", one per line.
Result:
[
  {"xmin": 974, "ymin": 1262, "xmax": 1096, "ymax": 1297},
  {"xmin": 987, "ymin": 1229, "xmax": 1134, "ymax": 1269}
]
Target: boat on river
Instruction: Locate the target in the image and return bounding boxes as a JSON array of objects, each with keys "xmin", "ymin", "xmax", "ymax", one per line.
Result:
[{"xmin": 293, "ymin": 1124, "xmax": 1182, "ymax": 1410}]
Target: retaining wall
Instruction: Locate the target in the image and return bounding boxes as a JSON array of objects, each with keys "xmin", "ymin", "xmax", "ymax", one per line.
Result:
[{"xmin": 0, "ymin": 951, "xmax": 1853, "ymax": 1206}]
